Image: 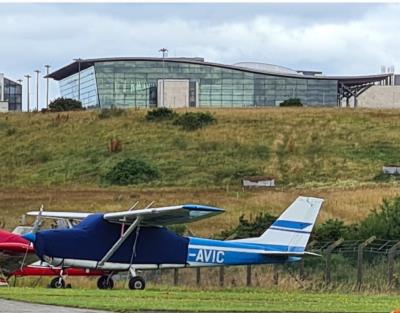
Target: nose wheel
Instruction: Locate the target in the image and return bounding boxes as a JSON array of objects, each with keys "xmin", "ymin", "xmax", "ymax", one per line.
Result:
[
  {"xmin": 128, "ymin": 276, "xmax": 145, "ymax": 290},
  {"xmin": 97, "ymin": 275, "xmax": 114, "ymax": 289},
  {"xmin": 49, "ymin": 277, "xmax": 65, "ymax": 289}
]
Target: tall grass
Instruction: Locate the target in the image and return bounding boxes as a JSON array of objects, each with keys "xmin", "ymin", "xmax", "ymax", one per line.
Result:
[{"xmin": 1, "ymin": 108, "xmax": 400, "ymax": 189}]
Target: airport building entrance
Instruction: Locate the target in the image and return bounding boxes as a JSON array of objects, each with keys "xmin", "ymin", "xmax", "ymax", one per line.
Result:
[{"xmin": 157, "ymin": 79, "xmax": 198, "ymax": 108}]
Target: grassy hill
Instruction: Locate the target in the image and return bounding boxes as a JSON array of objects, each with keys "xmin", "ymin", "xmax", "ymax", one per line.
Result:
[
  {"xmin": 1, "ymin": 108, "xmax": 400, "ymax": 233},
  {"xmin": 1, "ymin": 108, "xmax": 400, "ymax": 188}
]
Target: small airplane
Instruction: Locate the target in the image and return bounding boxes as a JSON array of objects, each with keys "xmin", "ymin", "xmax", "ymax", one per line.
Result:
[
  {"xmin": 24, "ymin": 196, "xmax": 323, "ymax": 290},
  {"xmin": 0, "ymin": 219, "xmax": 109, "ymax": 288}
]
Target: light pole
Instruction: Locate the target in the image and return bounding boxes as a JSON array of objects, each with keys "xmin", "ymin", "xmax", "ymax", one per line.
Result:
[
  {"xmin": 158, "ymin": 48, "xmax": 168, "ymax": 107},
  {"xmin": 34, "ymin": 70, "xmax": 40, "ymax": 111},
  {"xmin": 73, "ymin": 58, "xmax": 82, "ymax": 101},
  {"xmin": 17, "ymin": 79, "xmax": 23, "ymax": 111},
  {"xmin": 45, "ymin": 65, "xmax": 51, "ymax": 109},
  {"xmin": 24, "ymin": 74, "xmax": 31, "ymax": 112}
]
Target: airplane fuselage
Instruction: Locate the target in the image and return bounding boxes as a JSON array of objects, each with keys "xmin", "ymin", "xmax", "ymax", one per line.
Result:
[{"xmin": 35, "ymin": 214, "xmax": 301, "ymax": 271}]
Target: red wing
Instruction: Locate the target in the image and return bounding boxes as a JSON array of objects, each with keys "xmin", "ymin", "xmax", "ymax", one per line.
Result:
[{"xmin": 0, "ymin": 242, "xmax": 34, "ymax": 254}]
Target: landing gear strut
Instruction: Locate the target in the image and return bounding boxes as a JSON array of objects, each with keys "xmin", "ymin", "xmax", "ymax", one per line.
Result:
[
  {"xmin": 128, "ymin": 276, "xmax": 145, "ymax": 290},
  {"xmin": 97, "ymin": 275, "xmax": 114, "ymax": 289},
  {"xmin": 49, "ymin": 276, "xmax": 65, "ymax": 289},
  {"xmin": 128, "ymin": 267, "xmax": 145, "ymax": 290}
]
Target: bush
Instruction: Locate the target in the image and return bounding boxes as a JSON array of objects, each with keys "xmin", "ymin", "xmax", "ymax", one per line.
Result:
[
  {"xmin": 280, "ymin": 98, "xmax": 303, "ymax": 107},
  {"xmin": 5, "ymin": 127, "xmax": 16, "ymax": 136},
  {"xmin": 49, "ymin": 97, "xmax": 83, "ymax": 112},
  {"xmin": 358, "ymin": 197, "xmax": 400, "ymax": 240},
  {"xmin": 313, "ymin": 218, "xmax": 356, "ymax": 242},
  {"xmin": 173, "ymin": 112, "xmax": 216, "ymax": 131},
  {"xmin": 215, "ymin": 212, "xmax": 277, "ymax": 240},
  {"xmin": 146, "ymin": 107, "xmax": 176, "ymax": 121},
  {"xmin": 98, "ymin": 107, "xmax": 125, "ymax": 119},
  {"xmin": 373, "ymin": 172, "xmax": 400, "ymax": 182},
  {"xmin": 104, "ymin": 158, "xmax": 160, "ymax": 185}
]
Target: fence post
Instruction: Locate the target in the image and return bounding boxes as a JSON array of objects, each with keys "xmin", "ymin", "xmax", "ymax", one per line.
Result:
[
  {"xmin": 299, "ymin": 259, "xmax": 305, "ymax": 281},
  {"xmin": 219, "ymin": 267, "xmax": 225, "ymax": 287},
  {"xmin": 357, "ymin": 236, "xmax": 375, "ymax": 290},
  {"xmin": 273, "ymin": 265, "xmax": 279, "ymax": 285},
  {"xmin": 246, "ymin": 265, "xmax": 252, "ymax": 287},
  {"xmin": 173, "ymin": 268, "xmax": 179, "ymax": 286},
  {"xmin": 324, "ymin": 238, "xmax": 344, "ymax": 284},
  {"xmin": 299, "ymin": 240, "xmax": 316, "ymax": 280},
  {"xmin": 196, "ymin": 268, "xmax": 201, "ymax": 286},
  {"xmin": 388, "ymin": 241, "xmax": 400, "ymax": 288}
]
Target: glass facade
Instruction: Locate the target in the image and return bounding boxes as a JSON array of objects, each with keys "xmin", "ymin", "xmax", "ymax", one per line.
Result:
[
  {"xmin": 59, "ymin": 66, "xmax": 98, "ymax": 108},
  {"xmin": 59, "ymin": 60, "xmax": 339, "ymax": 108},
  {"xmin": 3, "ymin": 78, "xmax": 22, "ymax": 111}
]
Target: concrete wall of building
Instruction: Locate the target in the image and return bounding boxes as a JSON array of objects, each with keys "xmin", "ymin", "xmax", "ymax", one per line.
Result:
[
  {"xmin": 158, "ymin": 79, "xmax": 189, "ymax": 108},
  {"xmin": 358, "ymin": 86, "xmax": 400, "ymax": 108},
  {"xmin": 0, "ymin": 101, "xmax": 8, "ymax": 112}
]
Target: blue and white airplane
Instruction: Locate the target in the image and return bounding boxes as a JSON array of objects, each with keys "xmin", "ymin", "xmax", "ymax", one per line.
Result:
[{"xmin": 24, "ymin": 196, "xmax": 323, "ymax": 290}]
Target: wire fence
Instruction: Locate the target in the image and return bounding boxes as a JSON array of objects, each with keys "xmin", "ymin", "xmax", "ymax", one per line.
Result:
[{"xmin": 140, "ymin": 239, "xmax": 400, "ymax": 291}]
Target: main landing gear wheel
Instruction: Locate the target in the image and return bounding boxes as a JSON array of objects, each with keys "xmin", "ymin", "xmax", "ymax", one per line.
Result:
[
  {"xmin": 97, "ymin": 275, "xmax": 114, "ymax": 290},
  {"xmin": 128, "ymin": 276, "xmax": 145, "ymax": 290},
  {"xmin": 50, "ymin": 277, "xmax": 65, "ymax": 289}
]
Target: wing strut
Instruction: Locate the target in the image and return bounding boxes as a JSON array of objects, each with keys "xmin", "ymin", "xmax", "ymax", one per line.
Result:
[{"xmin": 98, "ymin": 217, "xmax": 141, "ymax": 267}]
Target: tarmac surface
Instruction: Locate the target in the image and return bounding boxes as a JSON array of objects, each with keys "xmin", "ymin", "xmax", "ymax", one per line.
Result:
[{"xmin": 0, "ymin": 299, "xmax": 114, "ymax": 313}]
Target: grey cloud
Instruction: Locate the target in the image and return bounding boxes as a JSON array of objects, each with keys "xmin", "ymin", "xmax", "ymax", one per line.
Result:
[{"xmin": 0, "ymin": 3, "xmax": 398, "ymax": 110}]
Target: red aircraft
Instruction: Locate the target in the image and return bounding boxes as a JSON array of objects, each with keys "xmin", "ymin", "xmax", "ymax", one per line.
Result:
[{"xmin": 0, "ymin": 228, "xmax": 109, "ymax": 288}]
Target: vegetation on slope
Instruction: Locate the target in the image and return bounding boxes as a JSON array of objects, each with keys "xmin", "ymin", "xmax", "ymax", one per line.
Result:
[
  {"xmin": 1, "ymin": 108, "xmax": 400, "ymax": 189},
  {"xmin": 0, "ymin": 287, "xmax": 399, "ymax": 312}
]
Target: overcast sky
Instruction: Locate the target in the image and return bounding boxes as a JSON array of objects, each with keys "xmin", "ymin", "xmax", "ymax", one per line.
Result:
[{"xmin": 1, "ymin": 3, "xmax": 399, "ymax": 110}]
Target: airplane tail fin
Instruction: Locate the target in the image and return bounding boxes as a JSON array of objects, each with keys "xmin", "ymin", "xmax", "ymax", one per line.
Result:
[{"xmin": 239, "ymin": 196, "xmax": 323, "ymax": 253}]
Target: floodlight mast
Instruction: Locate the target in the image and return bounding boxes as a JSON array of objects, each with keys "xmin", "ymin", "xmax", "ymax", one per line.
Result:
[
  {"xmin": 24, "ymin": 74, "xmax": 31, "ymax": 112},
  {"xmin": 158, "ymin": 48, "xmax": 168, "ymax": 108},
  {"xmin": 34, "ymin": 70, "xmax": 40, "ymax": 111},
  {"xmin": 45, "ymin": 65, "xmax": 51, "ymax": 109}
]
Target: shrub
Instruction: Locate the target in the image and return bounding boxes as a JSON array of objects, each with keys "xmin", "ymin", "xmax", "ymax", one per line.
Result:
[
  {"xmin": 313, "ymin": 218, "xmax": 356, "ymax": 242},
  {"xmin": 6, "ymin": 127, "xmax": 16, "ymax": 136},
  {"xmin": 104, "ymin": 158, "xmax": 160, "ymax": 185},
  {"xmin": 98, "ymin": 107, "xmax": 125, "ymax": 119},
  {"xmin": 215, "ymin": 212, "xmax": 277, "ymax": 240},
  {"xmin": 358, "ymin": 197, "xmax": 400, "ymax": 240},
  {"xmin": 280, "ymin": 98, "xmax": 303, "ymax": 107},
  {"xmin": 146, "ymin": 107, "xmax": 176, "ymax": 121},
  {"xmin": 373, "ymin": 172, "xmax": 400, "ymax": 182},
  {"xmin": 173, "ymin": 112, "xmax": 216, "ymax": 131},
  {"xmin": 49, "ymin": 97, "xmax": 83, "ymax": 112}
]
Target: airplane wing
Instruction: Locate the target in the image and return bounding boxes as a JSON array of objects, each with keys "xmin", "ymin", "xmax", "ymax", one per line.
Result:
[
  {"xmin": 104, "ymin": 204, "xmax": 224, "ymax": 226},
  {"xmin": 26, "ymin": 211, "xmax": 91, "ymax": 220}
]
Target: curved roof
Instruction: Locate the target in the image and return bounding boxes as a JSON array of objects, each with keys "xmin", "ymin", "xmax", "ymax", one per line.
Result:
[
  {"xmin": 47, "ymin": 57, "xmax": 390, "ymax": 86},
  {"xmin": 233, "ymin": 62, "xmax": 299, "ymax": 75}
]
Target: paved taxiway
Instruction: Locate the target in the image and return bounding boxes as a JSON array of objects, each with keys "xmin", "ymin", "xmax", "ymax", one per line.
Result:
[{"xmin": 0, "ymin": 299, "xmax": 113, "ymax": 313}]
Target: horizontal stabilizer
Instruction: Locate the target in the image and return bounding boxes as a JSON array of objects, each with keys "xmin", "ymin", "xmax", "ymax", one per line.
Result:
[{"xmin": 260, "ymin": 250, "xmax": 321, "ymax": 256}]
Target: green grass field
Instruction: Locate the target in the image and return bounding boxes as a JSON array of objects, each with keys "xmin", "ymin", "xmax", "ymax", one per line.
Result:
[
  {"xmin": 2, "ymin": 108, "xmax": 400, "ymax": 235},
  {"xmin": 0, "ymin": 287, "xmax": 399, "ymax": 312},
  {"xmin": 1, "ymin": 108, "xmax": 400, "ymax": 189}
]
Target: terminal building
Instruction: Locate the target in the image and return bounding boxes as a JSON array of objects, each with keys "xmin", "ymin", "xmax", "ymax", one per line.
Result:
[
  {"xmin": 0, "ymin": 74, "xmax": 22, "ymax": 112},
  {"xmin": 47, "ymin": 57, "xmax": 389, "ymax": 109}
]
